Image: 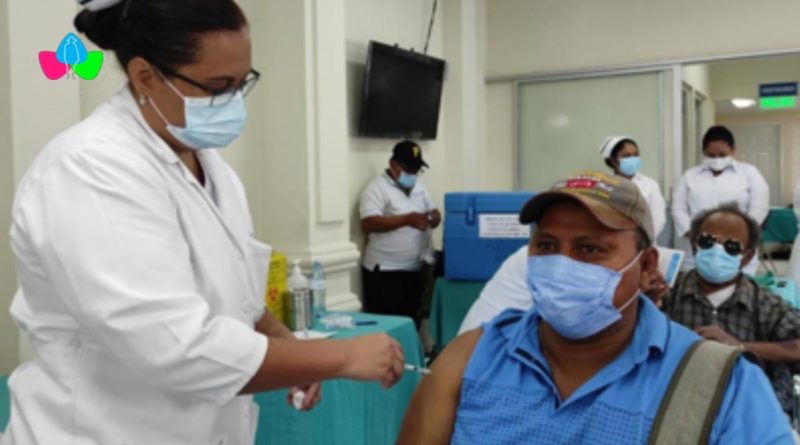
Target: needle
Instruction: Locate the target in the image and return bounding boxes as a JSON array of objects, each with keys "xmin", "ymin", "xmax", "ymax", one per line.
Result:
[{"xmin": 404, "ymin": 363, "xmax": 432, "ymax": 375}]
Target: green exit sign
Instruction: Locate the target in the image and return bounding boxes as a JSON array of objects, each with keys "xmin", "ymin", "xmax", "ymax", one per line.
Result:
[{"xmin": 760, "ymin": 96, "xmax": 796, "ymax": 109}]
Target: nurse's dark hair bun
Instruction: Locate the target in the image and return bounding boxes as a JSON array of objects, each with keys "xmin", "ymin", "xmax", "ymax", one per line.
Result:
[
  {"xmin": 73, "ymin": 0, "xmax": 247, "ymax": 73},
  {"xmin": 74, "ymin": 5, "xmax": 124, "ymax": 50}
]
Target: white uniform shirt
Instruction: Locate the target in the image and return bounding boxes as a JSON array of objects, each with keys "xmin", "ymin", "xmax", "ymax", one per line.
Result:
[
  {"xmin": 631, "ymin": 173, "xmax": 667, "ymax": 238},
  {"xmin": 672, "ymin": 160, "xmax": 770, "ymax": 237},
  {"xmin": 458, "ymin": 245, "xmax": 532, "ymax": 334},
  {"xmin": 3, "ymin": 87, "xmax": 269, "ymax": 445},
  {"xmin": 360, "ymin": 173, "xmax": 436, "ymax": 271}
]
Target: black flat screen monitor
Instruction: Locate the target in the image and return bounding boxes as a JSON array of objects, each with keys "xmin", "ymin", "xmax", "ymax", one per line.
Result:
[{"xmin": 358, "ymin": 41, "xmax": 446, "ymax": 140}]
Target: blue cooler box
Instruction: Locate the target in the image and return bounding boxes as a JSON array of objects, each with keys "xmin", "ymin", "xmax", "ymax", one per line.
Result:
[{"xmin": 444, "ymin": 192, "xmax": 536, "ymax": 281}]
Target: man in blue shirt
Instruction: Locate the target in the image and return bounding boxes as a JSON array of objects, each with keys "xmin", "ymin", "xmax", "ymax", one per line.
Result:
[{"xmin": 398, "ymin": 170, "xmax": 793, "ymax": 444}]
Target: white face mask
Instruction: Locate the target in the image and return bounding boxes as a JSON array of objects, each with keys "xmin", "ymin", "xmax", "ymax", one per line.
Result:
[{"xmin": 703, "ymin": 156, "xmax": 733, "ymax": 172}]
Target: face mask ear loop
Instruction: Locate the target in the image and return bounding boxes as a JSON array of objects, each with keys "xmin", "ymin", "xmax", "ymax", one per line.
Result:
[
  {"xmin": 616, "ymin": 249, "xmax": 646, "ymax": 311},
  {"xmin": 154, "ymin": 67, "xmax": 187, "ymax": 100},
  {"xmin": 146, "ymin": 96, "xmax": 177, "ymax": 129},
  {"xmin": 618, "ymin": 249, "xmax": 645, "ymax": 274},
  {"xmin": 146, "ymin": 67, "xmax": 187, "ymax": 129}
]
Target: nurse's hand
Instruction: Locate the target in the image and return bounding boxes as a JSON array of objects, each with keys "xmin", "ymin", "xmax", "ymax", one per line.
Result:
[
  {"xmin": 341, "ymin": 333, "xmax": 405, "ymax": 388},
  {"xmin": 287, "ymin": 382, "xmax": 322, "ymax": 411}
]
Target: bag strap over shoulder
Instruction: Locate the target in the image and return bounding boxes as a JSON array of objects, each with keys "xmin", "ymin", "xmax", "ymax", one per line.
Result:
[{"xmin": 648, "ymin": 340, "xmax": 743, "ymax": 445}]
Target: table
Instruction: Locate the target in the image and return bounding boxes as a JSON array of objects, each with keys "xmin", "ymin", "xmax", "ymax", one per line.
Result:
[
  {"xmin": 429, "ymin": 278, "xmax": 485, "ymax": 352},
  {"xmin": 254, "ymin": 312, "xmax": 423, "ymax": 445},
  {"xmin": 0, "ymin": 312, "xmax": 424, "ymax": 444},
  {"xmin": 763, "ymin": 207, "xmax": 798, "ymax": 244}
]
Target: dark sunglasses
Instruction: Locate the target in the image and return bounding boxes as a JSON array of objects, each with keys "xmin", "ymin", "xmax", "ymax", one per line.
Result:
[{"xmin": 696, "ymin": 233, "xmax": 744, "ymax": 256}]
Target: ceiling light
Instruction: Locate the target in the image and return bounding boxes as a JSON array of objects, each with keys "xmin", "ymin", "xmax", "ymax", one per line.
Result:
[{"xmin": 731, "ymin": 98, "xmax": 756, "ymax": 109}]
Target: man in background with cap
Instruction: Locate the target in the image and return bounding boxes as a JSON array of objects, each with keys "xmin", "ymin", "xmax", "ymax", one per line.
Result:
[
  {"xmin": 359, "ymin": 140, "xmax": 441, "ymax": 326},
  {"xmin": 398, "ymin": 170, "xmax": 791, "ymax": 444}
]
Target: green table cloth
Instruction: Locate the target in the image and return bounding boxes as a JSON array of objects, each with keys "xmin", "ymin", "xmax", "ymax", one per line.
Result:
[
  {"xmin": 254, "ymin": 311, "xmax": 424, "ymax": 445},
  {"xmin": 0, "ymin": 312, "xmax": 423, "ymax": 443},
  {"xmin": 0, "ymin": 374, "xmax": 7, "ymax": 432},
  {"xmin": 429, "ymin": 278, "xmax": 485, "ymax": 352},
  {"xmin": 762, "ymin": 207, "xmax": 798, "ymax": 244}
]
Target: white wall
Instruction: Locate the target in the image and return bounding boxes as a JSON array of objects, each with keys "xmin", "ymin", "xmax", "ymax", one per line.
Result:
[
  {"xmin": 683, "ymin": 64, "xmax": 711, "ymax": 98},
  {"xmin": 0, "ymin": 0, "xmax": 17, "ymax": 374},
  {"xmin": 486, "ymin": 0, "xmax": 800, "ymax": 77}
]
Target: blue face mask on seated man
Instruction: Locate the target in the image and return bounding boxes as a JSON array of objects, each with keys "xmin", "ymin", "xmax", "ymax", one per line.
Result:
[
  {"xmin": 695, "ymin": 244, "xmax": 742, "ymax": 284},
  {"xmin": 527, "ymin": 251, "xmax": 643, "ymax": 340},
  {"xmin": 150, "ymin": 76, "xmax": 248, "ymax": 150},
  {"xmin": 397, "ymin": 171, "xmax": 417, "ymax": 189}
]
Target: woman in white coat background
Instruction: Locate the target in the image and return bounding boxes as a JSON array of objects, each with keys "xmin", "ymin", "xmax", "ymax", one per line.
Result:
[
  {"xmin": 672, "ymin": 125, "xmax": 770, "ymax": 274},
  {"xmin": 1, "ymin": 1, "xmax": 404, "ymax": 444}
]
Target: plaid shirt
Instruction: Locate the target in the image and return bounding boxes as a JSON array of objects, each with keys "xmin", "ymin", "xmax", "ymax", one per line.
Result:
[{"xmin": 662, "ymin": 270, "xmax": 800, "ymax": 412}]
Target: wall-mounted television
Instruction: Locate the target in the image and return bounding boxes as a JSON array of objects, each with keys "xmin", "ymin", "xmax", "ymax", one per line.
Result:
[{"xmin": 358, "ymin": 41, "xmax": 446, "ymax": 140}]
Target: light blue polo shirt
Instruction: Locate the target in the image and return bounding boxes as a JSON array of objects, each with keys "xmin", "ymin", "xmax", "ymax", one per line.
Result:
[{"xmin": 452, "ymin": 296, "xmax": 794, "ymax": 444}]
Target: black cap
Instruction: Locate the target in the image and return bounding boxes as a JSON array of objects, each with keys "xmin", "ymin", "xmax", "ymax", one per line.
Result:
[{"xmin": 391, "ymin": 140, "xmax": 428, "ymax": 170}]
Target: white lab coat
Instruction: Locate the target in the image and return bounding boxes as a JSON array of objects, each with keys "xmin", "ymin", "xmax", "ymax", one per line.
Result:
[
  {"xmin": 2, "ymin": 87, "xmax": 270, "ymax": 445},
  {"xmin": 457, "ymin": 245, "xmax": 531, "ymax": 334},
  {"xmin": 630, "ymin": 173, "xmax": 667, "ymax": 239}
]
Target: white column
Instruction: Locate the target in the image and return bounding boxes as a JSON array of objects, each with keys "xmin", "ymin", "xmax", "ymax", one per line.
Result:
[
  {"xmin": 241, "ymin": 0, "xmax": 360, "ymax": 311},
  {"xmin": 441, "ymin": 0, "xmax": 487, "ymax": 191},
  {"xmin": 0, "ymin": 0, "xmax": 17, "ymax": 373}
]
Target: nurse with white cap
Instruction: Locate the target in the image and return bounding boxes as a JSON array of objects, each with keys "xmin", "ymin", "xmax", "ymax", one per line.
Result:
[{"xmin": 600, "ymin": 136, "xmax": 667, "ymax": 238}]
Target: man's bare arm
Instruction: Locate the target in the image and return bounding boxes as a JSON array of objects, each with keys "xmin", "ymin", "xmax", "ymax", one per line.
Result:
[{"xmin": 397, "ymin": 329, "xmax": 483, "ymax": 445}]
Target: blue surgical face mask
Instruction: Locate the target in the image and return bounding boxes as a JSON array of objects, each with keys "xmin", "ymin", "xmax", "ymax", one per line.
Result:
[
  {"xmin": 149, "ymin": 76, "xmax": 248, "ymax": 150},
  {"xmin": 695, "ymin": 244, "xmax": 742, "ymax": 284},
  {"xmin": 397, "ymin": 171, "xmax": 417, "ymax": 189},
  {"xmin": 618, "ymin": 156, "xmax": 641, "ymax": 177},
  {"xmin": 527, "ymin": 252, "xmax": 642, "ymax": 340}
]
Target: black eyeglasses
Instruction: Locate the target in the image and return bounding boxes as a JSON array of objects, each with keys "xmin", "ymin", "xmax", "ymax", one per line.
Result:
[
  {"xmin": 696, "ymin": 233, "xmax": 744, "ymax": 256},
  {"xmin": 154, "ymin": 63, "xmax": 260, "ymax": 107}
]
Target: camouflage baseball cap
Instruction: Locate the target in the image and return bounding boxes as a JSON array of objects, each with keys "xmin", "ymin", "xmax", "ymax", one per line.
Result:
[{"xmin": 519, "ymin": 170, "xmax": 655, "ymax": 245}]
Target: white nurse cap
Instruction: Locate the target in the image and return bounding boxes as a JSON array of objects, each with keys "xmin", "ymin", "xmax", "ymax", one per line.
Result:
[
  {"xmin": 76, "ymin": 0, "xmax": 124, "ymax": 12},
  {"xmin": 599, "ymin": 136, "xmax": 633, "ymax": 159}
]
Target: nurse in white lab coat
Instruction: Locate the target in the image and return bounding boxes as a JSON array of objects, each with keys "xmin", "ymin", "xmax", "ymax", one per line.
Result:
[
  {"xmin": 1, "ymin": 1, "xmax": 404, "ymax": 444},
  {"xmin": 600, "ymin": 136, "xmax": 667, "ymax": 239},
  {"xmin": 672, "ymin": 125, "xmax": 770, "ymax": 274}
]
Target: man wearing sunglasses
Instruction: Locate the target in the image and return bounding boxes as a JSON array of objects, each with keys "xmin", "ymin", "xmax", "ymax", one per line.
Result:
[
  {"xmin": 359, "ymin": 140, "xmax": 441, "ymax": 326},
  {"xmin": 659, "ymin": 204, "xmax": 800, "ymax": 414}
]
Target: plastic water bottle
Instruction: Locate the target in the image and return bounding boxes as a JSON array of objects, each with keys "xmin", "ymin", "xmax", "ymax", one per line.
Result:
[
  {"xmin": 310, "ymin": 260, "xmax": 326, "ymax": 318},
  {"xmin": 287, "ymin": 260, "xmax": 312, "ymax": 332}
]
